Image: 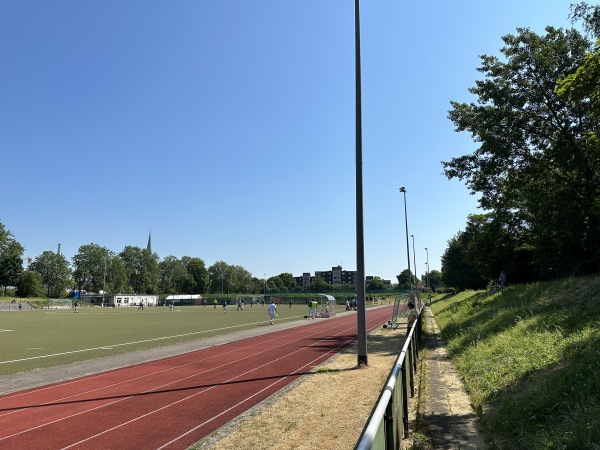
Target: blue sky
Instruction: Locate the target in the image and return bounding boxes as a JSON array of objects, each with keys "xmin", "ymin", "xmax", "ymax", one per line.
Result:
[{"xmin": 1, "ymin": 1, "xmax": 579, "ymax": 282}]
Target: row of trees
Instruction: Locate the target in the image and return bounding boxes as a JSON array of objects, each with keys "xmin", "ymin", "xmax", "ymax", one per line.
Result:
[
  {"xmin": 2, "ymin": 221, "xmax": 420, "ymax": 298},
  {"xmin": 440, "ymin": 3, "xmax": 600, "ymax": 290},
  {"xmin": 395, "ymin": 269, "xmax": 442, "ymax": 292}
]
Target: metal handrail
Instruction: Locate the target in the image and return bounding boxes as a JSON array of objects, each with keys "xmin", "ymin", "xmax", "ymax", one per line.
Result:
[{"xmin": 355, "ymin": 307, "xmax": 422, "ymax": 449}]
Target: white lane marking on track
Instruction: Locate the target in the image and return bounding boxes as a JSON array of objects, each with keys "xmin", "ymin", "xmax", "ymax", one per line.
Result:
[
  {"xmin": 62, "ymin": 312, "xmax": 391, "ymax": 449},
  {"xmin": 0, "ymin": 313, "xmax": 350, "ymax": 421},
  {"xmin": 61, "ymin": 322, "xmax": 361, "ymax": 450},
  {"xmin": 157, "ymin": 328, "xmax": 360, "ymax": 449},
  {"xmin": 0, "ymin": 315, "xmax": 330, "ymax": 405},
  {"xmin": 0, "ymin": 308, "xmax": 392, "ymax": 447}
]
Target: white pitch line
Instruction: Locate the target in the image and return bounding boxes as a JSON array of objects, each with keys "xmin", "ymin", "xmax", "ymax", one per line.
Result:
[
  {"xmin": 0, "ymin": 320, "xmax": 284, "ymax": 365},
  {"xmin": 0, "ymin": 329, "xmax": 13, "ymax": 333}
]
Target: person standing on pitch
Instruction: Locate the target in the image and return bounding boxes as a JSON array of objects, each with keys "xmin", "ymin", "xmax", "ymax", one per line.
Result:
[
  {"xmin": 269, "ymin": 300, "xmax": 277, "ymax": 325},
  {"xmin": 311, "ymin": 299, "xmax": 319, "ymax": 319}
]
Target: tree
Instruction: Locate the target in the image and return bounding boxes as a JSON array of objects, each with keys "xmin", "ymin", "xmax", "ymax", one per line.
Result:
[
  {"xmin": 208, "ymin": 261, "xmax": 230, "ymax": 294},
  {"xmin": 441, "ymin": 232, "xmax": 486, "ymax": 291},
  {"xmin": 159, "ymin": 256, "xmax": 191, "ymax": 295},
  {"xmin": 0, "ymin": 221, "xmax": 24, "ymax": 294},
  {"xmin": 427, "ymin": 270, "xmax": 442, "ymax": 292},
  {"xmin": 308, "ymin": 277, "xmax": 331, "ymax": 291},
  {"xmin": 105, "ymin": 255, "xmax": 128, "ymax": 294},
  {"xmin": 443, "ymin": 23, "xmax": 600, "ymax": 279},
  {"xmin": 267, "ymin": 276, "xmax": 285, "ymax": 292},
  {"xmin": 72, "ymin": 244, "xmax": 110, "ymax": 293},
  {"xmin": 16, "ymin": 271, "xmax": 42, "ymax": 298},
  {"xmin": 367, "ymin": 276, "xmax": 386, "ymax": 290},
  {"xmin": 0, "ymin": 253, "xmax": 24, "ymax": 295},
  {"xmin": 119, "ymin": 246, "xmax": 159, "ymax": 294},
  {"xmin": 277, "ymin": 273, "xmax": 298, "ymax": 291},
  {"xmin": 182, "ymin": 257, "xmax": 209, "ymax": 294},
  {"xmin": 30, "ymin": 251, "xmax": 72, "ymax": 297},
  {"xmin": 396, "ymin": 269, "xmax": 415, "ymax": 290}
]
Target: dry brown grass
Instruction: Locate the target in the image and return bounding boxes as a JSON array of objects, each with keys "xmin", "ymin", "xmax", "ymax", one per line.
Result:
[{"xmin": 195, "ymin": 326, "xmax": 407, "ymax": 450}]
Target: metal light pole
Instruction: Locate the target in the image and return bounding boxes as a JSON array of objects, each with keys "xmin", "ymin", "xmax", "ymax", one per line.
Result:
[
  {"xmin": 103, "ymin": 256, "xmax": 107, "ymax": 307},
  {"xmin": 425, "ymin": 247, "xmax": 431, "ymax": 305},
  {"xmin": 410, "ymin": 234, "xmax": 417, "ymax": 289},
  {"xmin": 355, "ymin": 0, "xmax": 368, "ymax": 367},
  {"xmin": 399, "ymin": 187, "xmax": 412, "ymax": 294}
]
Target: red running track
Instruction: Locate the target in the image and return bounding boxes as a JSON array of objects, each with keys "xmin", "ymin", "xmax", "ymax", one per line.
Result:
[{"xmin": 0, "ymin": 306, "xmax": 393, "ymax": 450}]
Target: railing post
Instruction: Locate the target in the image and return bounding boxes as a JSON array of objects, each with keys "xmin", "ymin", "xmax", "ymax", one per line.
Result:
[
  {"xmin": 384, "ymin": 399, "xmax": 395, "ymax": 449},
  {"xmin": 401, "ymin": 363, "xmax": 409, "ymax": 437}
]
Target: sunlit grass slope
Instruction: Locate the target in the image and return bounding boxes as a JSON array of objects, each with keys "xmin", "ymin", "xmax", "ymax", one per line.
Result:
[{"xmin": 431, "ymin": 277, "xmax": 600, "ymax": 449}]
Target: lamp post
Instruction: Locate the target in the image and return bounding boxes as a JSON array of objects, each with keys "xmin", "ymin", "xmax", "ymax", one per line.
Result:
[
  {"xmin": 410, "ymin": 234, "xmax": 417, "ymax": 290},
  {"xmin": 354, "ymin": 0, "xmax": 367, "ymax": 367},
  {"xmin": 425, "ymin": 247, "xmax": 431, "ymax": 305},
  {"xmin": 103, "ymin": 256, "xmax": 107, "ymax": 307},
  {"xmin": 399, "ymin": 187, "xmax": 412, "ymax": 294}
]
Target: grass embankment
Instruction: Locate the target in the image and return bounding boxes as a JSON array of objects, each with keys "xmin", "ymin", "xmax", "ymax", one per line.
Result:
[{"xmin": 430, "ymin": 277, "xmax": 600, "ymax": 449}]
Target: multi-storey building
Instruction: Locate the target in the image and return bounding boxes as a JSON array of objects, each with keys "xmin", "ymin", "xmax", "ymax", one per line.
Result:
[{"xmin": 294, "ymin": 266, "xmax": 393, "ymax": 290}]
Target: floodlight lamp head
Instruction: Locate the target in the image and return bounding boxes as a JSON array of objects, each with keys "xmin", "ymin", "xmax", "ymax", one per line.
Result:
[{"xmin": 399, "ymin": 187, "xmax": 406, "ymax": 193}]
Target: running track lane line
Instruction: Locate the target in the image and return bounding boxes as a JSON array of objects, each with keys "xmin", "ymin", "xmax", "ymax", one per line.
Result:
[
  {"xmin": 1, "ymin": 316, "xmax": 364, "ymax": 445},
  {"xmin": 0, "ymin": 311, "xmax": 359, "ymax": 415},
  {"xmin": 0, "ymin": 306, "xmax": 393, "ymax": 449}
]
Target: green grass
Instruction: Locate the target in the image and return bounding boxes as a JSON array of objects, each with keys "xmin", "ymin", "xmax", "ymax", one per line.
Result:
[
  {"xmin": 430, "ymin": 277, "xmax": 600, "ymax": 449},
  {"xmin": 0, "ymin": 302, "xmax": 356, "ymax": 377}
]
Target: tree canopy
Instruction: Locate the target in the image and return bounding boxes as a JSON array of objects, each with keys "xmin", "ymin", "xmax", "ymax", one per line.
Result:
[
  {"xmin": 443, "ymin": 11, "xmax": 600, "ymax": 283},
  {"xmin": 30, "ymin": 251, "xmax": 71, "ymax": 298},
  {"xmin": 0, "ymin": 221, "xmax": 24, "ymax": 294}
]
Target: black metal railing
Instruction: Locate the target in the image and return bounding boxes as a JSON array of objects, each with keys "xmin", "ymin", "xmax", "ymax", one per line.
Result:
[{"xmin": 355, "ymin": 307, "xmax": 423, "ymax": 450}]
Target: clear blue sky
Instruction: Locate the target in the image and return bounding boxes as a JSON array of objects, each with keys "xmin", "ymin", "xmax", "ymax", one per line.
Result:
[{"xmin": 1, "ymin": 1, "xmax": 578, "ymax": 282}]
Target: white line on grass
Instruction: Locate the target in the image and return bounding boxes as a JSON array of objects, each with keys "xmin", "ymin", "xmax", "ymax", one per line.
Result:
[{"xmin": 0, "ymin": 320, "xmax": 285, "ymax": 365}]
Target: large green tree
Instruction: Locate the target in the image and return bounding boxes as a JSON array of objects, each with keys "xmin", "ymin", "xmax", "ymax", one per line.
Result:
[
  {"xmin": 227, "ymin": 265, "xmax": 254, "ymax": 293},
  {"xmin": 208, "ymin": 261, "xmax": 229, "ymax": 294},
  {"xmin": 16, "ymin": 271, "xmax": 42, "ymax": 298},
  {"xmin": 396, "ymin": 269, "xmax": 417, "ymax": 290},
  {"xmin": 426, "ymin": 269, "xmax": 442, "ymax": 292},
  {"xmin": 0, "ymin": 221, "xmax": 24, "ymax": 294},
  {"xmin": 367, "ymin": 276, "xmax": 386, "ymax": 290},
  {"xmin": 441, "ymin": 232, "xmax": 486, "ymax": 291},
  {"xmin": 72, "ymin": 244, "xmax": 110, "ymax": 293},
  {"xmin": 443, "ymin": 23, "xmax": 600, "ymax": 279},
  {"xmin": 277, "ymin": 272, "xmax": 298, "ymax": 291},
  {"xmin": 181, "ymin": 256, "xmax": 209, "ymax": 294},
  {"xmin": 30, "ymin": 251, "xmax": 72, "ymax": 297},
  {"xmin": 159, "ymin": 256, "xmax": 191, "ymax": 295},
  {"xmin": 119, "ymin": 246, "xmax": 159, "ymax": 294}
]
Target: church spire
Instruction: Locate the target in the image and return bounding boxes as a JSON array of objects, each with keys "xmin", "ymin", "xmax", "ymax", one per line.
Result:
[{"xmin": 147, "ymin": 229, "xmax": 152, "ymax": 252}]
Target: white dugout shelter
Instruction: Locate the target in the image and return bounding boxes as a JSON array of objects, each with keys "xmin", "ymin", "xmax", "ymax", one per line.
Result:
[{"xmin": 318, "ymin": 294, "xmax": 337, "ymax": 318}]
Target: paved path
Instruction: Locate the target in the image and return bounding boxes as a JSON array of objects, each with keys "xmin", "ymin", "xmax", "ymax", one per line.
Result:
[{"xmin": 420, "ymin": 306, "xmax": 487, "ymax": 449}]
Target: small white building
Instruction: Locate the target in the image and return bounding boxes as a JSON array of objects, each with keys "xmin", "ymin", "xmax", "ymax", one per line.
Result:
[{"xmin": 81, "ymin": 294, "xmax": 158, "ymax": 307}]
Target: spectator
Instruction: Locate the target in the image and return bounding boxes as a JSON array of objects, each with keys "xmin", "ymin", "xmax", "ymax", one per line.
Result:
[{"xmin": 499, "ymin": 271, "xmax": 507, "ymax": 288}]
